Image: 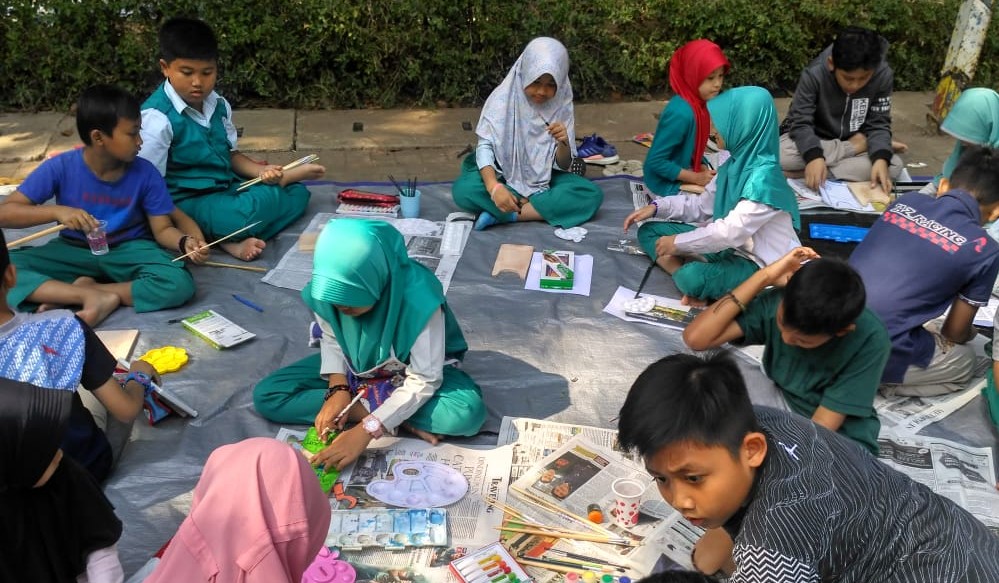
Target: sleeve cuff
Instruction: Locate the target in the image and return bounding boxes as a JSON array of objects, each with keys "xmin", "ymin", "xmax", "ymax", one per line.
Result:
[
  {"xmin": 869, "ymin": 149, "xmax": 892, "ymax": 163},
  {"xmin": 802, "ymin": 147, "xmax": 825, "ymax": 164}
]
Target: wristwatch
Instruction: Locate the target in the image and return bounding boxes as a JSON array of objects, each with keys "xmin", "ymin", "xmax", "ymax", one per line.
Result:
[{"xmin": 362, "ymin": 414, "xmax": 384, "ymax": 439}]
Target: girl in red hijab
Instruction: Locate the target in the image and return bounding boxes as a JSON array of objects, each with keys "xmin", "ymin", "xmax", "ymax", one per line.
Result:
[{"xmin": 643, "ymin": 39, "xmax": 730, "ymax": 197}]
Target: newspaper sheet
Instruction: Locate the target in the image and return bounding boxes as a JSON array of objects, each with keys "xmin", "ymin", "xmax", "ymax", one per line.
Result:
[
  {"xmin": 874, "ymin": 349, "xmax": 990, "ymax": 435},
  {"xmin": 877, "ymin": 430, "xmax": 999, "ymax": 534},
  {"xmin": 507, "ymin": 435, "xmax": 699, "ymax": 576},
  {"xmin": 498, "ymin": 419, "xmax": 698, "ymax": 578},
  {"xmin": 262, "ymin": 212, "xmax": 472, "ymax": 293},
  {"xmin": 276, "ymin": 429, "xmax": 512, "ymax": 582}
]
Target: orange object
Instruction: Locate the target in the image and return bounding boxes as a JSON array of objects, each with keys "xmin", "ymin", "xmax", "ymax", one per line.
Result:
[{"xmin": 586, "ymin": 503, "xmax": 604, "ymax": 523}]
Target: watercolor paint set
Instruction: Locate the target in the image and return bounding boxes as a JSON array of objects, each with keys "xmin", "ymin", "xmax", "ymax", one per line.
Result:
[
  {"xmin": 325, "ymin": 508, "xmax": 448, "ymax": 550},
  {"xmin": 449, "ymin": 542, "xmax": 532, "ymax": 583}
]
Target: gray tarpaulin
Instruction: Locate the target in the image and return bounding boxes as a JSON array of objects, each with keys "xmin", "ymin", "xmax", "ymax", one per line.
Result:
[{"xmin": 11, "ymin": 177, "xmax": 993, "ymax": 575}]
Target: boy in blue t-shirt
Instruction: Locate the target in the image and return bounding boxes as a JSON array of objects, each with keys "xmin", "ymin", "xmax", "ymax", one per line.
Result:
[
  {"xmin": 0, "ymin": 85, "xmax": 207, "ymax": 327},
  {"xmin": 850, "ymin": 146, "xmax": 999, "ymax": 396}
]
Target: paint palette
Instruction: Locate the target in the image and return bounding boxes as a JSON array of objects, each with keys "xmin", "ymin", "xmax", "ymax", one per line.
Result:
[
  {"xmin": 365, "ymin": 461, "xmax": 468, "ymax": 508},
  {"xmin": 325, "ymin": 508, "xmax": 448, "ymax": 550},
  {"xmin": 301, "ymin": 547, "xmax": 356, "ymax": 583}
]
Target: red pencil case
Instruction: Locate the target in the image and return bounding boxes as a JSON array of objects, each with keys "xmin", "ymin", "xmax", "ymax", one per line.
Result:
[{"xmin": 338, "ymin": 189, "xmax": 400, "ymax": 207}]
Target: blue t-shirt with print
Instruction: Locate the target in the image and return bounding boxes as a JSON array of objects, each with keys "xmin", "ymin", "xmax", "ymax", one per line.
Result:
[
  {"xmin": 849, "ymin": 190, "xmax": 999, "ymax": 383},
  {"xmin": 18, "ymin": 149, "xmax": 174, "ymax": 245}
]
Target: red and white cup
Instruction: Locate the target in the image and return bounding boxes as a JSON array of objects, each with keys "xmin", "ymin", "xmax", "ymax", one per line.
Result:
[{"xmin": 611, "ymin": 477, "xmax": 645, "ymax": 528}]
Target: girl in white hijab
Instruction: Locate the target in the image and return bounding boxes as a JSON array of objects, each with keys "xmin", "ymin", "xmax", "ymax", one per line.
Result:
[{"xmin": 452, "ymin": 37, "xmax": 603, "ymax": 230}]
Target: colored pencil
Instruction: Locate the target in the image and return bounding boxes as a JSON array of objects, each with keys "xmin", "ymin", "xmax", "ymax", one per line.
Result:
[
  {"xmin": 7, "ymin": 224, "xmax": 66, "ymax": 248},
  {"xmin": 237, "ymin": 154, "xmax": 319, "ymax": 191},
  {"xmin": 172, "ymin": 221, "xmax": 262, "ymax": 262},
  {"xmin": 202, "ymin": 261, "xmax": 268, "ymax": 273}
]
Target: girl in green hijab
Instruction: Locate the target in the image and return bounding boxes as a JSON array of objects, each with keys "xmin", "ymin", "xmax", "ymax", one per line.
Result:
[
  {"xmin": 254, "ymin": 219, "xmax": 486, "ymax": 469},
  {"xmin": 623, "ymin": 86, "xmax": 801, "ymax": 304},
  {"xmin": 924, "ymin": 88, "xmax": 999, "ymax": 195}
]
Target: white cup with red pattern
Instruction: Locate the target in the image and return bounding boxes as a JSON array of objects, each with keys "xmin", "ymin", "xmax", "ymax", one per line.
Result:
[{"xmin": 610, "ymin": 477, "xmax": 646, "ymax": 529}]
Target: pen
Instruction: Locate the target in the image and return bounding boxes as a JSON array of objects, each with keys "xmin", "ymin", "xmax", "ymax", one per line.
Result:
[{"xmin": 232, "ymin": 294, "xmax": 264, "ymax": 312}]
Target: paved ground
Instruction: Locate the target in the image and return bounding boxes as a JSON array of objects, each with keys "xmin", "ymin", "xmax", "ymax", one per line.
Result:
[{"xmin": 0, "ymin": 91, "xmax": 955, "ymax": 183}]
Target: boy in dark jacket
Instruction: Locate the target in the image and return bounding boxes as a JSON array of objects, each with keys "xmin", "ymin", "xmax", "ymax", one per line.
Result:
[{"xmin": 779, "ymin": 26, "xmax": 904, "ymax": 193}]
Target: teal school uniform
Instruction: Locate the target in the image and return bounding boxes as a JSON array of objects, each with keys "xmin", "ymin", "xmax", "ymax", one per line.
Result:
[
  {"xmin": 142, "ymin": 82, "xmax": 309, "ymax": 241},
  {"xmin": 451, "ymin": 154, "xmax": 602, "ymax": 228},
  {"xmin": 643, "ymin": 97, "xmax": 698, "ymax": 197},
  {"xmin": 736, "ymin": 288, "xmax": 890, "ymax": 453}
]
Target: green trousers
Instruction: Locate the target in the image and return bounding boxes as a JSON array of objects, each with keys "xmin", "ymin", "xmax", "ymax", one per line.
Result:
[
  {"xmin": 253, "ymin": 353, "xmax": 487, "ymax": 437},
  {"xmin": 451, "ymin": 154, "xmax": 603, "ymax": 228},
  {"xmin": 9, "ymin": 237, "xmax": 195, "ymax": 313},
  {"xmin": 637, "ymin": 221, "xmax": 758, "ymax": 300},
  {"xmin": 178, "ymin": 182, "xmax": 311, "ymax": 241}
]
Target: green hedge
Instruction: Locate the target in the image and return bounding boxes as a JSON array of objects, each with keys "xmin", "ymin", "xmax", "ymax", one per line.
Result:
[{"xmin": 1, "ymin": 0, "xmax": 997, "ymax": 110}]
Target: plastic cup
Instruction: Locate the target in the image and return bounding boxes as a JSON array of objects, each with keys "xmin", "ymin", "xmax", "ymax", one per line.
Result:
[
  {"xmin": 400, "ymin": 188, "xmax": 421, "ymax": 218},
  {"xmin": 610, "ymin": 477, "xmax": 645, "ymax": 528},
  {"xmin": 86, "ymin": 220, "xmax": 109, "ymax": 255}
]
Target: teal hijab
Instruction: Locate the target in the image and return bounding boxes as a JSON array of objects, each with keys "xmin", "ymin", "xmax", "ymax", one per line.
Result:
[
  {"xmin": 940, "ymin": 88, "xmax": 999, "ymax": 178},
  {"xmin": 707, "ymin": 86, "xmax": 800, "ymax": 229},
  {"xmin": 302, "ymin": 219, "xmax": 467, "ymax": 372}
]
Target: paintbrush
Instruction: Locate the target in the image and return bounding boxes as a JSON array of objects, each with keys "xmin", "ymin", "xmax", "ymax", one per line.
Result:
[
  {"xmin": 6, "ymin": 224, "xmax": 66, "ymax": 248},
  {"xmin": 172, "ymin": 221, "xmax": 262, "ymax": 262},
  {"xmin": 388, "ymin": 174, "xmax": 408, "ymax": 197},
  {"xmin": 634, "ymin": 259, "xmax": 657, "ymax": 299},
  {"xmin": 236, "ymin": 154, "xmax": 318, "ymax": 192},
  {"xmin": 493, "ymin": 526, "xmax": 636, "ymax": 547},
  {"xmin": 525, "ymin": 553, "xmax": 625, "ymax": 573}
]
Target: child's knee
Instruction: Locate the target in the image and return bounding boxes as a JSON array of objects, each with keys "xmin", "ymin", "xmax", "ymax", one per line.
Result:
[{"xmin": 134, "ymin": 269, "xmax": 195, "ymax": 312}]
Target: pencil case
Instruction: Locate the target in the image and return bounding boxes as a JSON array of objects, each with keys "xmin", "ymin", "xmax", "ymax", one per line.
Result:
[{"xmin": 338, "ymin": 189, "xmax": 400, "ymax": 207}]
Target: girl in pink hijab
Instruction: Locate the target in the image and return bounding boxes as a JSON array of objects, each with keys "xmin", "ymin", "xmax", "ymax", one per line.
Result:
[{"xmin": 146, "ymin": 438, "xmax": 332, "ymax": 583}]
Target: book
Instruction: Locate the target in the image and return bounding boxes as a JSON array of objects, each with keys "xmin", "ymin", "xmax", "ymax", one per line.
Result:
[{"xmin": 181, "ymin": 309, "xmax": 256, "ymax": 349}]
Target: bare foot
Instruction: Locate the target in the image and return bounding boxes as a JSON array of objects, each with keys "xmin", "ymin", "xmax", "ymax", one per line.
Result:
[
  {"xmin": 75, "ymin": 288, "xmax": 120, "ymax": 327},
  {"xmin": 892, "ymin": 140, "xmax": 909, "ymax": 154},
  {"xmin": 221, "ymin": 238, "xmax": 266, "ymax": 261},
  {"xmin": 282, "ymin": 163, "xmax": 326, "ymax": 185},
  {"xmin": 847, "ymin": 133, "xmax": 868, "ymax": 155},
  {"xmin": 400, "ymin": 422, "xmax": 442, "ymax": 445},
  {"xmin": 681, "ymin": 294, "xmax": 709, "ymax": 307}
]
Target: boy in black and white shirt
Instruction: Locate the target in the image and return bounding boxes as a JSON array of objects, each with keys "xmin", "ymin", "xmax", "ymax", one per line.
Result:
[{"xmin": 617, "ymin": 351, "xmax": 999, "ymax": 582}]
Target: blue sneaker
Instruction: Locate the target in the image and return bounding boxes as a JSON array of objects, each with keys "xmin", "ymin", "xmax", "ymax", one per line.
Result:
[{"xmin": 577, "ymin": 134, "xmax": 619, "ymax": 165}]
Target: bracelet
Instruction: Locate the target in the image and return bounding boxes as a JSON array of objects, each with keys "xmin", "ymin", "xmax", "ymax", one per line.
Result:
[
  {"xmin": 124, "ymin": 371, "xmax": 154, "ymax": 394},
  {"xmin": 323, "ymin": 384, "xmax": 351, "ymax": 402},
  {"xmin": 177, "ymin": 235, "xmax": 190, "ymax": 254},
  {"xmin": 650, "ymin": 198, "xmax": 661, "ymax": 217},
  {"xmin": 490, "ymin": 183, "xmax": 504, "ymax": 197},
  {"xmin": 724, "ymin": 292, "xmax": 747, "ymax": 313}
]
